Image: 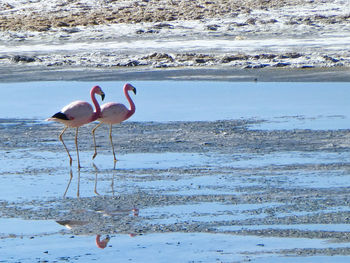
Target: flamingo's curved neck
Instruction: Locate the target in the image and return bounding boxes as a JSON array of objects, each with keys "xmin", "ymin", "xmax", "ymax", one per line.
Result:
[
  {"xmin": 125, "ymin": 86, "xmax": 136, "ymax": 119},
  {"xmin": 90, "ymin": 88, "xmax": 101, "ymax": 121}
]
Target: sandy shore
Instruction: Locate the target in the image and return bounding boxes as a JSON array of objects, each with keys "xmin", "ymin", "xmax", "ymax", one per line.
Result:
[{"xmin": 1, "ymin": 65, "xmax": 350, "ymax": 82}]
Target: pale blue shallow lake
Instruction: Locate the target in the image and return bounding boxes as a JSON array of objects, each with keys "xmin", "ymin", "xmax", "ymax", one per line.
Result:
[
  {"xmin": 0, "ymin": 81, "xmax": 349, "ymax": 129},
  {"xmin": 1, "ymin": 80, "xmax": 350, "ymax": 263}
]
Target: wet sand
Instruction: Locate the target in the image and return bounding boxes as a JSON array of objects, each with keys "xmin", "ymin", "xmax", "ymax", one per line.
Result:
[
  {"xmin": 1, "ymin": 118, "xmax": 350, "ymax": 261},
  {"xmin": 1, "ymin": 65, "xmax": 350, "ymax": 82}
]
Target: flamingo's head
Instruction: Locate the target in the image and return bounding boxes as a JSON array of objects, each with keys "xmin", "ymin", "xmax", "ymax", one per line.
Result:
[
  {"xmin": 125, "ymin": 83, "xmax": 137, "ymax": 95},
  {"xmin": 93, "ymin": 85, "xmax": 105, "ymax": 101}
]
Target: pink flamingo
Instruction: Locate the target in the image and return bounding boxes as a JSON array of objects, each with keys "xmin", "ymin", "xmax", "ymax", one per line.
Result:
[
  {"xmin": 92, "ymin": 83, "xmax": 136, "ymax": 162},
  {"xmin": 46, "ymin": 85, "xmax": 105, "ymax": 168}
]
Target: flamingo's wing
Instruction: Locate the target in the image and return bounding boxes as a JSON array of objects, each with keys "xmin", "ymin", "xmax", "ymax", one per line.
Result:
[{"xmin": 61, "ymin": 101, "xmax": 93, "ymax": 120}]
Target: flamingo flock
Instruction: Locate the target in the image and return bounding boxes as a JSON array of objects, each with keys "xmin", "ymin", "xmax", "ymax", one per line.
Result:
[{"xmin": 46, "ymin": 83, "xmax": 137, "ymax": 168}]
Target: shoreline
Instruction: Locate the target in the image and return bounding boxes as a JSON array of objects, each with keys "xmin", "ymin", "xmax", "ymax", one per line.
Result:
[
  {"xmin": 1, "ymin": 1, "xmax": 350, "ymax": 84},
  {"xmin": 1, "ymin": 65, "xmax": 350, "ymax": 83}
]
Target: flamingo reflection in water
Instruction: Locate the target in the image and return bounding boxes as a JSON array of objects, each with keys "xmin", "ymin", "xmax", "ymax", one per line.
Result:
[
  {"xmin": 56, "ymin": 220, "xmax": 111, "ymax": 248},
  {"xmin": 63, "ymin": 164, "xmax": 116, "ymax": 198},
  {"xmin": 63, "ymin": 169, "xmax": 80, "ymax": 198},
  {"xmin": 56, "ymin": 206, "xmax": 139, "ymax": 249},
  {"xmin": 96, "ymin": 234, "xmax": 111, "ymax": 249},
  {"xmin": 93, "ymin": 163, "xmax": 117, "ymax": 197},
  {"xmin": 59, "ymin": 165, "xmax": 139, "ymax": 248}
]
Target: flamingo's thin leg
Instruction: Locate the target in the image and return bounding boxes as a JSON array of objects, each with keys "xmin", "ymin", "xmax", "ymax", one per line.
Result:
[
  {"xmin": 92, "ymin": 123, "xmax": 102, "ymax": 160},
  {"xmin": 111, "ymin": 161, "xmax": 116, "ymax": 196},
  {"xmin": 59, "ymin": 126, "xmax": 72, "ymax": 166},
  {"xmin": 77, "ymin": 168, "xmax": 80, "ymax": 198},
  {"xmin": 109, "ymin": 124, "xmax": 117, "ymax": 163},
  {"xmin": 75, "ymin": 127, "xmax": 81, "ymax": 169}
]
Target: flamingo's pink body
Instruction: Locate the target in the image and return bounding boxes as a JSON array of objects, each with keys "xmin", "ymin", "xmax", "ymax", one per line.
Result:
[
  {"xmin": 92, "ymin": 83, "xmax": 136, "ymax": 162},
  {"xmin": 47, "ymin": 85, "xmax": 105, "ymax": 168},
  {"xmin": 99, "ymin": 102, "xmax": 134, "ymax": 124},
  {"xmin": 56, "ymin": 101, "xmax": 96, "ymax": 127}
]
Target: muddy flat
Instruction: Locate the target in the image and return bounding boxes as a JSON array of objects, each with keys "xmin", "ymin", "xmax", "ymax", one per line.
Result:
[
  {"xmin": 1, "ymin": 110, "xmax": 350, "ymax": 261},
  {"xmin": 0, "ymin": 80, "xmax": 350, "ymax": 262}
]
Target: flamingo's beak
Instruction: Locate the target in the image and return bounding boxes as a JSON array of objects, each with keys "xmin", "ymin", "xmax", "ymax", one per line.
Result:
[
  {"xmin": 100, "ymin": 92, "xmax": 105, "ymax": 101},
  {"xmin": 132, "ymin": 87, "xmax": 137, "ymax": 95}
]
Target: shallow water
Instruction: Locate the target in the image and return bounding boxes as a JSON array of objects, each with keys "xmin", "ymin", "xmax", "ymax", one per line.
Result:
[
  {"xmin": 0, "ymin": 230, "xmax": 346, "ymax": 263},
  {"xmin": 1, "ymin": 81, "xmax": 350, "ymax": 262},
  {"xmin": 1, "ymin": 228, "xmax": 350, "ymax": 263},
  {"xmin": 1, "ymin": 81, "xmax": 350, "ymax": 129},
  {"xmin": 1, "ymin": 149, "xmax": 349, "ymax": 201}
]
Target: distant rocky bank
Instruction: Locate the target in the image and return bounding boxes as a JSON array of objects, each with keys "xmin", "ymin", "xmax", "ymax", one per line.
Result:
[{"xmin": 0, "ymin": 0, "xmax": 349, "ymax": 76}]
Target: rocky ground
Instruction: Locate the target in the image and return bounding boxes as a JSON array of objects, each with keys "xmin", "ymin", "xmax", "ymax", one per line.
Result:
[
  {"xmin": 0, "ymin": 0, "xmax": 350, "ymax": 76},
  {"xmin": 0, "ymin": 0, "xmax": 314, "ymax": 31}
]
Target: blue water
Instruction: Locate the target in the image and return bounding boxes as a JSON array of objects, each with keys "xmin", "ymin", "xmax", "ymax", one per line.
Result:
[
  {"xmin": 1, "ymin": 230, "xmax": 350, "ymax": 263},
  {"xmin": 1, "ymin": 80, "xmax": 350, "ymax": 263},
  {"xmin": 0, "ymin": 81, "xmax": 349, "ymax": 129}
]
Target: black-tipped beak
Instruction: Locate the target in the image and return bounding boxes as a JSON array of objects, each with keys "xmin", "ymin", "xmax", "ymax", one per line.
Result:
[
  {"xmin": 133, "ymin": 87, "xmax": 137, "ymax": 95},
  {"xmin": 101, "ymin": 92, "xmax": 105, "ymax": 101}
]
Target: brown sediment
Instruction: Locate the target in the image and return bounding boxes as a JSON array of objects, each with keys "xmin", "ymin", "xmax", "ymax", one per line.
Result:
[{"xmin": 0, "ymin": 0, "xmax": 306, "ymax": 31}]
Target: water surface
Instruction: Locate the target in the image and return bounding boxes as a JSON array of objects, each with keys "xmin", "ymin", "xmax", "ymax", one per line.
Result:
[
  {"xmin": 1, "ymin": 80, "xmax": 350, "ymax": 262},
  {"xmin": 1, "ymin": 81, "xmax": 349, "ymax": 129}
]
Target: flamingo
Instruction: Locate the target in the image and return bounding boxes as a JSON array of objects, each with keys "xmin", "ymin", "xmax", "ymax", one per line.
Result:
[
  {"xmin": 46, "ymin": 85, "xmax": 105, "ymax": 168},
  {"xmin": 92, "ymin": 83, "xmax": 136, "ymax": 163}
]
